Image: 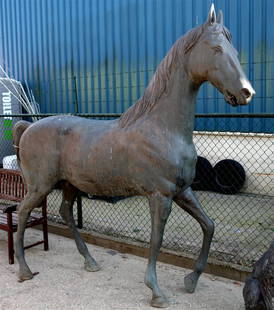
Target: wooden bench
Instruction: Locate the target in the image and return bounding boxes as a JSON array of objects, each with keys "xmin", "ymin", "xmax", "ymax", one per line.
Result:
[{"xmin": 0, "ymin": 169, "xmax": 48, "ymax": 264}]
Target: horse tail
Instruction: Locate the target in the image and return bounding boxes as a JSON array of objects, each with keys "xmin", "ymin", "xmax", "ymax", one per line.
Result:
[{"xmin": 12, "ymin": 120, "xmax": 32, "ymax": 165}]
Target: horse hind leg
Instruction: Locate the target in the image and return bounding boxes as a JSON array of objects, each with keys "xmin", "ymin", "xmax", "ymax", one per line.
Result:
[
  {"xmin": 174, "ymin": 187, "xmax": 214, "ymax": 293},
  {"xmin": 59, "ymin": 182, "xmax": 100, "ymax": 272},
  {"xmin": 16, "ymin": 190, "xmax": 49, "ymax": 281}
]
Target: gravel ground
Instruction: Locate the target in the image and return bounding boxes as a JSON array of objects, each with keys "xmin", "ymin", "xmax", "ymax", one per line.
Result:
[{"xmin": 0, "ymin": 229, "xmax": 246, "ymax": 310}]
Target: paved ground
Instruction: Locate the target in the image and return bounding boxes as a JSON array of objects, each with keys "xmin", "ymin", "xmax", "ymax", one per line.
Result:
[{"xmin": 0, "ymin": 229, "xmax": 246, "ymax": 310}]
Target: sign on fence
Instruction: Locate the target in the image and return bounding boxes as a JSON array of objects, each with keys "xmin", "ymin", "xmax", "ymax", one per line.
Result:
[{"xmin": 0, "ymin": 78, "xmax": 22, "ymax": 164}]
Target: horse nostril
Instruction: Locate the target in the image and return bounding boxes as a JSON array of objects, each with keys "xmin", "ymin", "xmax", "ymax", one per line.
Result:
[{"xmin": 241, "ymin": 88, "xmax": 252, "ymax": 99}]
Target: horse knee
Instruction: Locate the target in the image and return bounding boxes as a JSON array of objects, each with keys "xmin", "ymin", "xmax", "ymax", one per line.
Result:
[
  {"xmin": 207, "ymin": 219, "xmax": 215, "ymax": 236},
  {"xmin": 201, "ymin": 218, "xmax": 214, "ymax": 238},
  {"xmin": 161, "ymin": 205, "xmax": 172, "ymax": 221},
  {"xmin": 59, "ymin": 202, "xmax": 69, "ymax": 221},
  {"xmin": 17, "ymin": 206, "xmax": 31, "ymax": 218}
]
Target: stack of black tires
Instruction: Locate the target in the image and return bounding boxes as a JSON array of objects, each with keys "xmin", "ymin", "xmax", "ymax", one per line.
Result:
[{"xmin": 191, "ymin": 156, "xmax": 246, "ymax": 194}]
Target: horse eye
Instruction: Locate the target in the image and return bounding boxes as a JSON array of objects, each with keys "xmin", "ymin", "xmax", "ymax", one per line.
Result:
[{"xmin": 212, "ymin": 45, "xmax": 223, "ymax": 54}]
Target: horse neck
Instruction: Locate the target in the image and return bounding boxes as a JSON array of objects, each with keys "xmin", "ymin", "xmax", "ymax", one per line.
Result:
[{"xmin": 148, "ymin": 67, "xmax": 199, "ymax": 142}]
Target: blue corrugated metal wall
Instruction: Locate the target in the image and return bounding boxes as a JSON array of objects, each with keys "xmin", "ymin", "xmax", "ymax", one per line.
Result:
[{"xmin": 0, "ymin": 0, "xmax": 273, "ymax": 132}]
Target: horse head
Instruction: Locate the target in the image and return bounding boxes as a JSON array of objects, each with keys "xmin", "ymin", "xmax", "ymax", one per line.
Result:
[{"xmin": 187, "ymin": 4, "xmax": 255, "ymax": 106}]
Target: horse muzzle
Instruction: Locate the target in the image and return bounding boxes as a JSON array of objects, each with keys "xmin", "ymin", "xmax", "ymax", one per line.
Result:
[{"xmin": 225, "ymin": 87, "xmax": 255, "ymax": 106}]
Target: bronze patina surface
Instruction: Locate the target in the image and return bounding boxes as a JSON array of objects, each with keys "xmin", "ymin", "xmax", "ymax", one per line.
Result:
[
  {"xmin": 13, "ymin": 5, "xmax": 254, "ymax": 308},
  {"xmin": 243, "ymin": 241, "xmax": 274, "ymax": 310}
]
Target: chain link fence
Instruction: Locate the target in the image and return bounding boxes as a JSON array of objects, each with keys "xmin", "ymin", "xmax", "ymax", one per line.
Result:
[{"xmin": 0, "ymin": 113, "xmax": 273, "ymax": 269}]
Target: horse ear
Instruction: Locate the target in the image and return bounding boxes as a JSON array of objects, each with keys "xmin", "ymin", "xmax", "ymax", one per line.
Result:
[
  {"xmin": 207, "ymin": 3, "xmax": 216, "ymax": 25},
  {"xmin": 217, "ymin": 10, "xmax": 224, "ymax": 25}
]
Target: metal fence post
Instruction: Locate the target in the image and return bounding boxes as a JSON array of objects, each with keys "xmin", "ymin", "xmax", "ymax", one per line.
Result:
[{"xmin": 77, "ymin": 193, "xmax": 83, "ymax": 229}]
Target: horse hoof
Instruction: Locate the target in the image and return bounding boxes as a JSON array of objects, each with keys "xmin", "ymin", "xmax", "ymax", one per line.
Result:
[
  {"xmin": 184, "ymin": 272, "xmax": 199, "ymax": 293},
  {"xmin": 151, "ymin": 296, "xmax": 169, "ymax": 308},
  {"xmin": 84, "ymin": 261, "xmax": 100, "ymax": 272},
  {"xmin": 18, "ymin": 271, "xmax": 36, "ymax": 282}
]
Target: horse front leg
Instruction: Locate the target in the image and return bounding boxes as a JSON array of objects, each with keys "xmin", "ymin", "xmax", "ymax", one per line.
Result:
[
  {"xmin": 145, "ymin": 192, "xmax": 172, "ymax": 308},
  {"xmin": 174, "ymin": 187, "xmax": 214, "ymax": 293},
  {"xmin": 59, "ymin": 183, "xmax": 100, "ymax": 272}
]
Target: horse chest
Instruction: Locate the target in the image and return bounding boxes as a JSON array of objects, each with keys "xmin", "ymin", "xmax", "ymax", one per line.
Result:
[
  {"xmin": 167, "ymin": 141, "xmax": 197, "ymax": 189},
  {"xmin": 132, "ymin": 139, "xmax": 196, "ymax": 193}
]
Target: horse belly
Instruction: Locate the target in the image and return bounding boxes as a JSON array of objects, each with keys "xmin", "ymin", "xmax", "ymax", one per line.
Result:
[
  {"xmin": 72, "ymin": 175, "xmax": 139, "ymax": 197},
  {"xmin": 63, "ymin": 139, "xmax": 141, "ymax": 196},
  {"xmin": 69, "ymin": 164, "xmax": 140, "ymax": 197}
]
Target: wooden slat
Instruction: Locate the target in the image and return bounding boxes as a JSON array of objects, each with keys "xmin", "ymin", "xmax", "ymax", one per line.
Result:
[
  {"xmin": 0, "ymin": 169, "xmax": 26, "ymax": 202},
  {"xmin": 0, "ymin": 212, "xmax": 43, "ymax": 227},
  {"xmin": 0, "ymin": 202, "xmax": 18, "ymax": 212}
]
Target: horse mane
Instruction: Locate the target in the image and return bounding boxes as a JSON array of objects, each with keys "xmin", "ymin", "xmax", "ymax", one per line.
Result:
[{"xmin": 119, "ymin": 23, "xmax": 232, "ymax": 128}]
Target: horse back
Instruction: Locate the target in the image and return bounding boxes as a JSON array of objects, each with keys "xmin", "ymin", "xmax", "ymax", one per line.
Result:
[{"xmin": 17, "ymin": 116, "xmax": 118, "ymax": 187}]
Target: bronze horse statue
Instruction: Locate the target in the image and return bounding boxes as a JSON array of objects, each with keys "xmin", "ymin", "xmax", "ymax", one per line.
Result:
[
  {"xmin": 243, "ymin": 241, "xmax": 274, "ymax": 310},
  {"xmin": 13, "ymin": 5, "xmax": 254, "ymax": 308}
]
